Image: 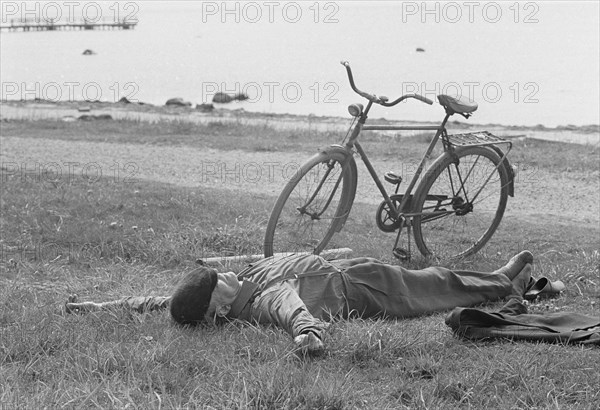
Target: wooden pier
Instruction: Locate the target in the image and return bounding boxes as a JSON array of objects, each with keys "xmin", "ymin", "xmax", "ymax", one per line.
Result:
[{"xmin": 0, "ymin": 18, "xmax": 137, "ymax": 32}]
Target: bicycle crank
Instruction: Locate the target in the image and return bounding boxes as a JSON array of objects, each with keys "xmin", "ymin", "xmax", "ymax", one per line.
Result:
[{"xmin": 375, "ymin": 194, "xmax": 411, "ymax": 232}]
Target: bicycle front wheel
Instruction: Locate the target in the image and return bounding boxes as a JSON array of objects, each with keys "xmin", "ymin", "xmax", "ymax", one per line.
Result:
[
  {"xmin": 412, "ymin": 146, "xmax": 509, "ymax": 260},
  {"xmin": 264, "ymin": 148, "xmax": 357, "ymax": 257}
]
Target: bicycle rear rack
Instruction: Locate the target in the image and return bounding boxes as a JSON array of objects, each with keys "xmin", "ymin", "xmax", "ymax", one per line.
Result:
[
  {"xmin": 444, "ymin": 130, "xmax": 516, "ymax": 198},
  {"xmin": 446, "ymin": 131, "xmax": 511, "ymax": 148}
]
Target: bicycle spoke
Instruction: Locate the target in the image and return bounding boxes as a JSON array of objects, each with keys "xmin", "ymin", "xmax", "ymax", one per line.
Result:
[
  {"xmin": 265, "ymin": 152, "xmax": 355, "ymax": 256},
  {"xmin": 469, "ymin": 161, "xmax": 503, "ymax": 204},
  {"xmin": 315, "ymin": 167, "xmax": 346, "ymax": 219},
  {"xmin": 301, "ymin": 160, "xmax": 338, "ymax": 212},
  {"xmin": 413, "ymin": 147, "xmax": 508, "ymax": 259}
]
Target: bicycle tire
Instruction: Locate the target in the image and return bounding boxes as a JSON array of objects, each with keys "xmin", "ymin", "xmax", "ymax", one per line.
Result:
[
  {"xmin": 412, "ymin": 146, "xmax": 509, "ymax": 260},
  {"xmin": 264, "ymin": 147, "xmax": 357, "ymax": 257}
]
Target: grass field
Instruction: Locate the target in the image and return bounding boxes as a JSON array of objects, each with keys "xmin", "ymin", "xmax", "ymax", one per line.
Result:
[{"xmin": 1, "ymin": 117, "xmax": 599, "ymax": 409}]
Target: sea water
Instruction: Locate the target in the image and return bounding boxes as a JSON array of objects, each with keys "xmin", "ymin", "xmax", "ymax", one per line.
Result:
[{"xmin": 1, "ymin": 1, "xmax": 598, "ymax": 127}]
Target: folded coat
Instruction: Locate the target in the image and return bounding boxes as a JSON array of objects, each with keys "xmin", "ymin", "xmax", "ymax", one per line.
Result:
[{"xmin": 445, "ymin": 299, "xmax": 600, "ymax": 345}]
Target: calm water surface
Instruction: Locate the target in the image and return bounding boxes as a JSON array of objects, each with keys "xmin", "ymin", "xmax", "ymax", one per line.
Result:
[{"xmin": 1, "ymin": 1, "xmax": 598, "ymax": 127}]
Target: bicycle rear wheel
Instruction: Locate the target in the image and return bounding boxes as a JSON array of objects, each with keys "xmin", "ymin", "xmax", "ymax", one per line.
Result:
[
  {"xmin": 264, "ymin": 148, "xmax": 357, "ymax": 257},
  {"xmin": 412, "ymin": 146, "xmax": 509, "ymax": 260}
]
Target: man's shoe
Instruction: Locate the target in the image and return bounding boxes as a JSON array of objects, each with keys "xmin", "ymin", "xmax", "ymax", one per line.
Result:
[
  {"xmin": 497, "ymin": 250, "xmax": 534, "ymax": 280},
  {"xmin": 524, "ymin": 278, "xmax": 566, "ymax": 300}
]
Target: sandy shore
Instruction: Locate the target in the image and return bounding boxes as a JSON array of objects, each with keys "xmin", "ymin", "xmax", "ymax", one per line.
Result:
[{"xmin": 1, "ymin": 100, "xmax": 599, "ymax": 146}]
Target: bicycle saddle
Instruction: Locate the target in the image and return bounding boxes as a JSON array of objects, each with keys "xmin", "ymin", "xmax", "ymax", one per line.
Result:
[{"xmin": 437, "ymin": 95, "xmax": 478, "ymax": 115}]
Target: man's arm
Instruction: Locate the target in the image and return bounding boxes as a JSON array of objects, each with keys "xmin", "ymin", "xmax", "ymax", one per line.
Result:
[
  {"xmin": 248, "ymin": 283, "xmax": 327, "ymax": 355},
  {"xmin": 65, "ymin": 295, "xmax": 171, "ymax": 314}
]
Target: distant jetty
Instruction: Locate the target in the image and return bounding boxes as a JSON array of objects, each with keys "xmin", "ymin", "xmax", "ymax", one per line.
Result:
[{"xmin": 0, "ymin": 18, "xmax": 137, "ymax": 32}]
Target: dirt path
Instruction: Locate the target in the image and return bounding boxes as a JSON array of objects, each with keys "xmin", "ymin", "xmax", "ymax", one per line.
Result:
[{"xmin": 2, "ymin": 136, "xmax": 598, "ymax": 227}]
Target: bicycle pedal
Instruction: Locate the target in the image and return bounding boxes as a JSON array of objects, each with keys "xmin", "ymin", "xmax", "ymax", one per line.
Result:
[{"xmin": 392, "ymin": 247, "xmax": 411, "ymax": 261}]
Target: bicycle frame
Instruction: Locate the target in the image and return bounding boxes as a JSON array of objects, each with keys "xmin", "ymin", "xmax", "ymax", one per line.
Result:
[
  {"xmin": 264, "ymin": 62, "xmax": 516, "ymax": 259},
  {"xmin": 343, "ymin": 99, "xmax": 453, "ymax": 227}
]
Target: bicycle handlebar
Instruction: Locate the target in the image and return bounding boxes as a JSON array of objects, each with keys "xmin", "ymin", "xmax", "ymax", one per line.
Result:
[{"xmin": 341, "ymin": 61, "xmax": 434, "ymax": 107}]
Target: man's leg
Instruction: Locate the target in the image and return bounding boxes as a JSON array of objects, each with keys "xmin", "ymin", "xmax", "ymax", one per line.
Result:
[
  {"xmin": 497, "ymin": 263, "xmax": 533, "ymax": 315},
  {"xmin": 339, "ymin": 251, "xmax": 533, "ymax": 318},
  {"xmin": 490, "ymin": 251, "xmax": 533, "ymax": 280}
]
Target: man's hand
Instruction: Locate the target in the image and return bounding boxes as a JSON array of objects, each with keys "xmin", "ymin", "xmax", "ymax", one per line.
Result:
[
  {"xmin": 64, "ymin": 294, "xmax": 101, "ymax": 314},
  {"xmin": 294, "ymin": 332, "xmax": 324, "ymax": 356}
]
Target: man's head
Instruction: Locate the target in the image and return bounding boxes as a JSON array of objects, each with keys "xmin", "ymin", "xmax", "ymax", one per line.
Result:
[{"xmin": 170, "ymin": 267, "xmax": 241, "ymax": 325}]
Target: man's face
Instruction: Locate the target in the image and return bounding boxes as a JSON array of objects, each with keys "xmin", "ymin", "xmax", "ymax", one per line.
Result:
[{"xmin": 204, "ymin": 271, "xmax": 241, "ymax": 321}]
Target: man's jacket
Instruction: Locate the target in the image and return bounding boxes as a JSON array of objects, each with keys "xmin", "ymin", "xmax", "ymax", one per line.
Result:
[
  {"xmin": 446, "ymin": 299, "xmax": 600, "ymax": 345},
  {"xmin": 232, "ymin": 254, "xmax": 347, "ymax": 340},
  {"xmin": 111, "ymin": 254, "xmax": 514, "ymax": 342},
  {"xmin": 231, "ymin": 253, "xmax": 513, "ymax": 341}
]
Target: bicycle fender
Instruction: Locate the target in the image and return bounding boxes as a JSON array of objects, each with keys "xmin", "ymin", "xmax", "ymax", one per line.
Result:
[
  {"xmin": 317, "ymin": 145, "xmax": 357, "ymax": 184},
  {"xmin": 317, "ymin": 145, "xmax": 357, "ymax": 229},
  {"xmin": 488, "ymin": 145, "xmax": 515, "ymax": 197},
  {"xmin": 318, "ymin": 144, "xmax": 353, "ymax": 156}
]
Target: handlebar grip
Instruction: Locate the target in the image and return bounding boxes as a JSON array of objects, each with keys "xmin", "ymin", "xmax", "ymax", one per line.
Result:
[{"xmin": 414, "ymin": 94, "xmax": 434, "ymax": 105}]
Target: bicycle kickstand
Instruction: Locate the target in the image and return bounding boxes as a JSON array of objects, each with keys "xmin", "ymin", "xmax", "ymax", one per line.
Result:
[{"xmin": 392, "ymin": 216, "xmax": 411, "ymax": 261}]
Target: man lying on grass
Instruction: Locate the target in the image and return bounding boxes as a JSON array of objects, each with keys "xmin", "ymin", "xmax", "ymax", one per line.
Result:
[{"xmin": 66, "ymin": 251, "xmax": 538, "ymax": 354}]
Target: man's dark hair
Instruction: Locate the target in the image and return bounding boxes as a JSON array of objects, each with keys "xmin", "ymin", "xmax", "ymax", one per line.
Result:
[{"xmin": 170, "ymin": 267, "xmax": 218, "ymax": 325}]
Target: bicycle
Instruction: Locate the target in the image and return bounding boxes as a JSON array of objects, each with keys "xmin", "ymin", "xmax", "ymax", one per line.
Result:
[{"xmin": 264, "ymin": 61, "xmax": 516, "ymax": 261}]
